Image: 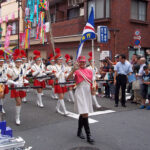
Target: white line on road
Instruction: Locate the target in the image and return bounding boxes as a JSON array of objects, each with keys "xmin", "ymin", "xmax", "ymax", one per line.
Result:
[
  {"xmin": 89, "ymin": 110, "xmax": 115, "ymax": 116},
  {"xmin": 67, "ymin": 109, "xmax": 115, "ymax": 124},
  {"xmin": 67, "ymin": 111, "xmax": 98, "ymax": 124}
]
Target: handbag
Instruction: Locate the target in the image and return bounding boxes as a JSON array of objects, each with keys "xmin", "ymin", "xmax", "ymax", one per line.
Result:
[{"xmin": 132, "ymin": 80, "xmax": 140, "ymax": 90}]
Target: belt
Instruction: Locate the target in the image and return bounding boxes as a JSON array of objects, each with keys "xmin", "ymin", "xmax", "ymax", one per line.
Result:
[{"xmin": 118, "ymin": 74, "xmax": 126, "ymax": 76}]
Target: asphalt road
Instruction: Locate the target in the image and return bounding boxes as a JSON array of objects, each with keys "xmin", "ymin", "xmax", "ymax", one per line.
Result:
[{"xmin": 2, "ymin": 89, "xmax": 150, "ymax": 150}]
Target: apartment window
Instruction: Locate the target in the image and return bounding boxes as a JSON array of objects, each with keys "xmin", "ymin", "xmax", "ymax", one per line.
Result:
[
  {"xmin": 51, "ymin": 14, "xmax": 56, "ymax": 23},
  {"xmin": 131, "ymin": 0, "xmax": 147, "ymax": 21},
  {"xmin": 30, "ymin": 16, "xmax": 37, "ymax": 38},
  {"xmin": 68, "ymin": 7, "xmax": 80, "ymax": 19},
  {"xmin": 7, "ymin": 21, "xmax": 18, "ymax": 35},
  {"xmin": 88, "ymin": 0, "xmax": 110, "ymax": 19}
]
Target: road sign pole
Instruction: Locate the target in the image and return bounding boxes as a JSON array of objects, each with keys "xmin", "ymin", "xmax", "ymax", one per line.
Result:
[{"xmin": 138, "ymin": 47, "xmax": 141, "ymax": 55}]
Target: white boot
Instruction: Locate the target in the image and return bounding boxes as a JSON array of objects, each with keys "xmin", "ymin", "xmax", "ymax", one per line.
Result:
[
  {"xmin": 54, "ymin": 94, "xmax": 58, "ymax": 99},
  {"xmin": 37, "ymin": 93, "xmax": 44, "ymax": 108},
  {"xmin": 60, "ymin": 100, "xmax": 69, "ymax": 115},
  {"xmin": 22, "ymin": 97, "xmax": 27, "ymax": 103},
  {"xmin": 51, "ymin": 88, "xmax": 55, "ymax": 99},
  {"xmin": 69, "ymin": 91, "xmax": 75, "ymax": 102},
  {"xmin": 92, "ymin": 95, "xmax": 101, "ymax": 108},
  {"xmin": 16, "ymin": 106, "xmax": 21, "ymax": 125},
  {"xmin": 56, "ymin": 100, "xmax": 64, "ymax": 115},
  {"xmin": 0, "ymin": 99, "xmax": 5, "ymax": 114}
]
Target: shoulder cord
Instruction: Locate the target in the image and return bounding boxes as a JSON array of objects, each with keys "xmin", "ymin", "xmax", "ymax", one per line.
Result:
[{"xmin": 78, "ymin": 70, "xmax": 92, "ymax": 85}]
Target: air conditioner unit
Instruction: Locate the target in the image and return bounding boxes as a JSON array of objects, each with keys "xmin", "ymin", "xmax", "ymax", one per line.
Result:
[
  {"xmin": 80, "ymin": 7, "xmax": 84, "ymax": 16},
  {"xmin": 68, "ymin": 0, "xmax": 84, "ymax": 7},
  {"xmin": 76, "ymin": 0, "xmax": 84, "ymax": 4}
]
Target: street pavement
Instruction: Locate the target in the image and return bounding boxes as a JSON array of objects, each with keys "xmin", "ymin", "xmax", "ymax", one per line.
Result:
[{"xmin": 2, "ymin": 89, "xmax": 150, "ymax": 150}]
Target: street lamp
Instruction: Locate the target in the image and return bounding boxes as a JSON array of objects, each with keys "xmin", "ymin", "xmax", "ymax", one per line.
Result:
[{"xmin": 16, "ymin": 0, "xmax": 22, "ymax": 49}]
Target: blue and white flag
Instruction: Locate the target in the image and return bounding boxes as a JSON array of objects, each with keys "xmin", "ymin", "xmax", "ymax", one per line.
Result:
[{"xmin": 76, "ymin": 7, "xmax": 95, "ymax": 59}]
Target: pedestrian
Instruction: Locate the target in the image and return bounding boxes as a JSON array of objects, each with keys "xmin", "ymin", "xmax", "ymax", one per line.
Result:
[
  {"xmin": 100, "ymin": 59, "xmax": 110, "ymax": 98},
  {"xmin": 140, "ymin": 65, "xmax": 150, "ymax": 110},
  {"xmin": 67, "ymin": 56, "xmax": 95, "ymax": 144},
  {"xmin": 108, "ymin": 66, "xmax": 115, "ymax": 100},
  {"xmin": 114, "ymin": 54, "xmax": 133, "ymax": 107}
]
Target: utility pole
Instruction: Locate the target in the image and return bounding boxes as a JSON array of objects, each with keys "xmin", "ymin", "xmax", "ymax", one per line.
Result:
[
  {"xmin": 16, "ymin": 0, "xmax": 22, "ymax": 49},
  {"xmin": 46, "ymin": 3, "xmax": 55, "ymax": 55}
]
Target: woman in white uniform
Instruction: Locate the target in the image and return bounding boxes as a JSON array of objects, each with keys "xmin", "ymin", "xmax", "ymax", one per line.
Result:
[{"xmin": 67, "ymin": 56, "xmax": 95, "ymax": 144}]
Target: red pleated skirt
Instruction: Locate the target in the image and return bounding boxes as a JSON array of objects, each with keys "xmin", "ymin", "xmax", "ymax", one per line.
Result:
[
  {"xmin": 48, "ymin": 79, "xmax": 54, "ymax": 86},
  {"xmin": 33, "ymin": 79, "xmax": 46, "ymax": 88},
  {"xmin": 11, "ymin": 85, "xmax": 26, "ymax": 98},
  {"xmin": 54, "ymin": 84, "xmax": 67, "ymax": 94},
  {"xmin": 4, "ymin": 85, "xmax": 9, "ymax": 94}
]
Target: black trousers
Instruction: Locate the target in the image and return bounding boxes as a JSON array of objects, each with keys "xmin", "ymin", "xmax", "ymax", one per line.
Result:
[{"xmin": 115, "ymin": 74, "xmax": 127, "ymax": 105}]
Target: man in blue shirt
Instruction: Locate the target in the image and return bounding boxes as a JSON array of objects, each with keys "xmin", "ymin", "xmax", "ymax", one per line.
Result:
[{"xmin": 114, "ymin": 54, "xmax": 133, "ymax": 107}]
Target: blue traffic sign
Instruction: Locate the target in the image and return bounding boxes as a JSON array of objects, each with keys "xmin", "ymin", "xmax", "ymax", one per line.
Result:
[
  {"xmin": 97, "ymin": 26, "xmax": 108, "ymax": 43},
  {"xmin": 134, "ymin": 39, "xmax": 141, "ymax": 46}
]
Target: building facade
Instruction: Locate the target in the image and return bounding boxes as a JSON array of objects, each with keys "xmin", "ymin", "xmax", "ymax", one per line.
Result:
[
  {"xmin": 0, "ymin": 0, "xmax": 51, "ymax": 58},
  {"xmin": 49, "ymin": 0, "xmax": 150, "ymax": 63}
]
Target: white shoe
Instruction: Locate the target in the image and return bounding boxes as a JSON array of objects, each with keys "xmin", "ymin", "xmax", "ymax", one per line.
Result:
[
  {"xmin": 56, "ymin": 100, "xmax": 64, "ymax": 115},
  {"xmin": 59, "ymin": 100, "xmax": 69, "ymax": 115},
  {"xmin": 16, "ymin": 106, "xmax": 21, "ymax": 125},
  {"xmin": 16, "ymin": 117, "xmax": 21, "ymax": 125},
  {"xmin": 2, "ymin": 108, "xmax": 5, "ymax": 114},
  {"xmin": 0, "ymin": 99, "xmax": 5, "ymax": 113},
  {"xmin": 22, "ymin": 97, "xmax": 27, "ymax": 103},
  {"xmin": 69, "ymin": 91, "xmax": 75, "ymax": 102},
  {"xmin": 37, "ymin": 93, "xmax": 44, "ymax": 108},
  {"xmin": 54, "ymin": 94, "xmax": 58, "ymax": 99},
  {"xmin": 92, "ymin": 95, "xmax": 101, "ymax": 109}
]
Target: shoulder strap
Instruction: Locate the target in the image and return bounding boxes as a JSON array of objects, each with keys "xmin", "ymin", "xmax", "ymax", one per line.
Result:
[{"xmin": 78, "ymin": 70, "xmax": 92, "ymax": 85}]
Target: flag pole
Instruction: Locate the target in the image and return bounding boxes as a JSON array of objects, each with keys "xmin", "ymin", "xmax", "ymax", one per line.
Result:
[{"xmin": 92, "ymin": 39, "xmax": 94, "ymax": 85}]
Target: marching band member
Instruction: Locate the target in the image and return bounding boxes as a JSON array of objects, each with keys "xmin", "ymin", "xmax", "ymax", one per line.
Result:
[
  {"xmin": 21, "ymin": 50, "xmax": 31, "ymax": 76},
  {"xmin": 67, "ymin": 56, "xmax": 95, "ymax": 144},
  {"xmin": 65, "ymin": 54, "xmax": 75, "ymax": 102},
  {"xmin": 87, "ymin": 52, "xmax": 101, "ymax": 109},
  {"xmin": 7, "ymin": 49, "xmax": 27, "ymax": 125},
  {"xmin": 0, "ymin": 51, "xmax": 9, "ymax": 114},
  {"xmin": 4, "ymin": 55, "xmax": 14, "ymax": 70},
  {"xmin": 21, "ymin": 50, "xmax": 31, "ymax": 103},
  {"xmin": 54, "ymin": 48, "xmax": 69, "ymax": 115},
  {"xmin": 46, "ymin": 54, "xmax": 58, "ymax": 99},
  {"xmin": 31, "ymin": 50, "xmax": 46, "ymax": 108}
]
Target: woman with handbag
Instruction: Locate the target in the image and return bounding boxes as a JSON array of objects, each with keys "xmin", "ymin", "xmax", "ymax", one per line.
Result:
[{"xmin": 67, "ymin": 56, "xmax": 95, "ymax": 144}]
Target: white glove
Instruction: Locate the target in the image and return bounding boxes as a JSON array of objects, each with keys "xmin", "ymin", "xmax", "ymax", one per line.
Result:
[
  {"xmin": 16, "ymin": 82, "xmax": 23, "ymax": 87},
  {"xmin": 32, "ymin": 71, "xmax": 40, "ymax": 77},
  {"xmin": 7, "ymin": 80, "xmax": 17, "ymax": 86},
  {"xmin": 26, "ymin": 70, "xmax": 31, "ymax": 75},
  {"xmin": 24, "ymin": 79, "xmax": 29, "ymax": 84},
  {"xmin": 56, "ymin": 71, "xmax": 63, "ymax": 78},
  {"xmin": 42, "ymin": 73, "xmax": 46, "ymax": 76}
]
